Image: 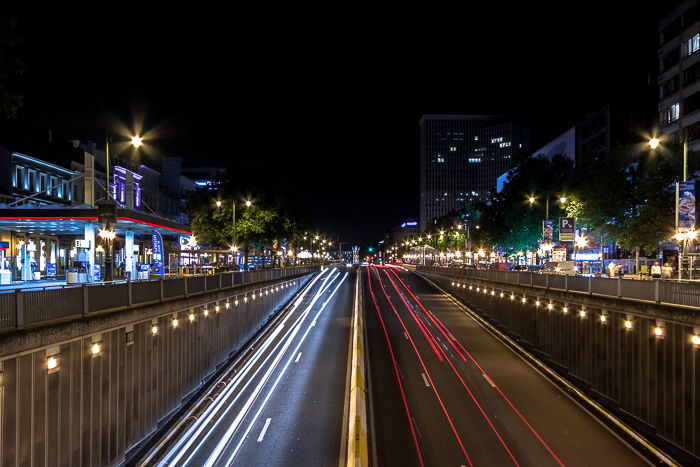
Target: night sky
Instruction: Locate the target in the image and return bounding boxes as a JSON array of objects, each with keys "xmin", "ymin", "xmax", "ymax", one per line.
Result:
[{"xmin": 5, "ymin": 6, "xmax": 669, "ymax": 245}]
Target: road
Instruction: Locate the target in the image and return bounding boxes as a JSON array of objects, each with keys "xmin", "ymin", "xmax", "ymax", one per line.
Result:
[
  {"xmin": 364, "ymin": 264, "xmax": 651, "ymax": 467},
  {"xmin": 140, "ymin": 266, "xmax": 354, "ymax": 466}
]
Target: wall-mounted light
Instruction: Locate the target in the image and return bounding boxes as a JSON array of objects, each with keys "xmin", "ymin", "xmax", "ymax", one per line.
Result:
[
  {"xmin": 535, "ymin": 300, "xmax": 541, "ymax": 307},
  {"xmin": 547, "ymin": 303, "xmax": 553, "ymax": 310},
  {"xmin": 510, "ymin": 294, "xmax": 515, "ymax": 300},
  {"xmin": 203, "ymin": 308, "xmax": 209, "ymax": 317},
  {"xmin": 654, "ymin": 326, "xmax": 664, "ymax": 338},
  {"xmin": 691, "ymin": 335, "xmax": 700, "ymax": 346},
  {"xmin": 600, "ymin": 314, "xmax": 607, "ymax": 324},
  {"xmin": 562, "ymin": 306, "xmax": 568, "ymax": 314},
  {"xmin": 215, "ymin": 304, "xmax": 220, "ymax": 312},
  {"xmin": 189, "ymin": 312, "xmax": 195, "ymax": 322},
  {"xmin": 521, "ymin": 297, "xmax": 526, "ymax": 304},
  {"xmin": 91, "ymin": 342, "xmax": 102, "ymax": 356},
  {"xmin": 172, "ymin": 317, "xmax": 179, "ymax": 328},
  {"xmin": 624, "ymin": 319, "xmax": 633, "ymax": 330},
  {"xmin": 579, "ymin": 310, "xmax": 586, "ymax": 319},
  {"xmin": 152, "ymin": 323, "xmax": 159, "ymax": 336}
]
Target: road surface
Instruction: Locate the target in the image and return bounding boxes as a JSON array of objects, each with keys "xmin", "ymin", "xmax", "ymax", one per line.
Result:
[{"xmin": 364, "ymin": 265, "xmax": 650, "ymax": 467}]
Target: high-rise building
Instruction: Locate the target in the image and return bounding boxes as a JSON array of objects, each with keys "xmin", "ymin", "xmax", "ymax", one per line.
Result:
[
  {"xmin": 658, "ymin": 0, "xmax": 700, "ymax": 150},
  {"xmin": 419, "ymin": 115, "xmax": 529, "ymax": 229}
]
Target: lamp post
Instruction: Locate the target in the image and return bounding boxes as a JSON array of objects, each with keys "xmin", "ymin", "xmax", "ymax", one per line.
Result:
[
  {"xmin": 99, "ymin": 228, "xmax": 116, "ymax": 282},
  {"xmin": 650, "ymin": 130, "xmax": 690, "ymax": 278}
]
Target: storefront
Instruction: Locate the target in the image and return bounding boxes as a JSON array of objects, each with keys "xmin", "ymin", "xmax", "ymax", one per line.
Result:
[{"xmin": 0, "ymin": 205, "xmax": 190, "ymax": 283}]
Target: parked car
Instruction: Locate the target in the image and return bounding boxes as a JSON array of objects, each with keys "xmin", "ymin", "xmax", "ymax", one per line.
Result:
[{"xmin": 539, "ymin": 261, "xmax": 576, "ymax": 275}]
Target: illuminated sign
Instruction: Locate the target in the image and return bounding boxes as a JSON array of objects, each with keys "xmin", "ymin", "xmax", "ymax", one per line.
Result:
[{"xmin": 75, "ymin": 239, "xmax": 91, "ymax": 248}]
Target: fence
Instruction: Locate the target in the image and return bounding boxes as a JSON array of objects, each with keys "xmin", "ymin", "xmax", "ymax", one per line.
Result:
[
  {"xmin": 0, "ymin": 267, "xmax": 318, "ymax": 332},
  {"xmin": 416, "ymin": 266, "xmax": 700, "ymax": 309}
]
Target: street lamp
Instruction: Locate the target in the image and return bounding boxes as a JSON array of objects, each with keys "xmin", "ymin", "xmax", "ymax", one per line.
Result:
[
  {"xmin": 215, "ymin": 198, "xmax": 253, "ymax": 270},
  {"xmin": 98, "ymin": 228, "xmax": 117, "ymax": 282},
  {"xmin": 650, "ymin": 132, "xmax": 690, "ymax": 277},
  {"xmin": 575, "ymin": 235, "xmax": 588, "ymax": 275}
]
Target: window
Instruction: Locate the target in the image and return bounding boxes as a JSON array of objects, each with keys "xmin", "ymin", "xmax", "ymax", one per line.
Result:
[
  {"xmin": 491, "ymin": 137, "xmax": 503, "ymax": 144},
  {"xmin": 41, "ymin": 174, "xmax": 48, "ymax": 195},
  {"xmin": 499, "ymin": 141, "xmax": 511, "ymax": 148},
  {"xmin": 685, "ymin": 33, "xmax": 700, "ymax": 56},
  {"xmin": 436, "ymin": 153, "xmax": 445, "ymax": 163},
  {"xmin": 661, "ymin": 102, "xmax": 681, "ymax": 123},
  {"xmin": 450, "ymin": 147, "xmax": 457, "ymax": 152},
  {"xmin": 684, "ymin": 62, "xmax": 700, "ymax": 86},
  {"xmin": 684, "ymin": 91, "xmax": 700, "ymax": 115},
  {"xmin": 468, "ymin": 158, "xmax": 482, "ymax": 163},
  {"xmin": 662, "ymin": 49, "xmax": 680, "ymax": 71},
  {"xmin": 12, "ymin": 166, "xmax": 21, "ymax": 188},
  {"xmin": 661, "ymin": 18, "xmax": 681, "ymax": 46},
  {"xmin": 28, "ymin": 170, "xmax": 38, "ymax": 193},
  {"xmin": 662, "ymin": 75, "xmax": 680, "ymax": 97}
]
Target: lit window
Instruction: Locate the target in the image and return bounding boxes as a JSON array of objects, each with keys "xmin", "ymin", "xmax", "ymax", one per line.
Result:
[
  {"xmin": 450, "ymin": 147, "xmax": 457, "ymax": 152},
  {"xmin": 491, "ymin": 137, "xmax": 503, "ymax": 144},
  {"xmin": 671, "ymin": 103, "xmax": 680, "ymax": 121},
  {"xmin": 437, "ymin": 155, "xmax": 445, "ymax": 163},
  {"xmin": 474, "ymin": 135, "xmax": 479, "ymax": 141},
  {"xmin": 499, "ymin": 141, "xmax": 511, "ymax": 148},
  {"xmin": 686, "ymin": 33, "xmax": 700, "ymax": 56}
]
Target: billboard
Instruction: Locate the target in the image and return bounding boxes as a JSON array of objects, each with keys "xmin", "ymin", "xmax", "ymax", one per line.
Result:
[
  {"xmin": 559, "ymin": 217, "xmax": 575, "ymax": 242},
  {"xmin": 151, "ymin": 230, "xmax": 164, "ymax": 276},
  {"xmin": 677, "ymin": 181, "xmax": 696, "ymax": 232},
  {"xmin": 542, "ymin": 220, "xmax": 553, "ymax": 245}
]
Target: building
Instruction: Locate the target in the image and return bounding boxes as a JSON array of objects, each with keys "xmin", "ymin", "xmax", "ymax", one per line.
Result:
[
  {"xmin": 658, "ymin": 0, "xmax": 700, "ymax": 150},
  {"xmin": 419, "ymin": 115, "xmax": 530, "ymax": 229}
]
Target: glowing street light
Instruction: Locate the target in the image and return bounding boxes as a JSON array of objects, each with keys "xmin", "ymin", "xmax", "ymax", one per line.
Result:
[
  {"xmin": 649, "ymin": 137, "xmax": 660, "ymax": 149},
  {"xmin": 131, "ymin": 135, "xmax": 143, "ymax": 148}
]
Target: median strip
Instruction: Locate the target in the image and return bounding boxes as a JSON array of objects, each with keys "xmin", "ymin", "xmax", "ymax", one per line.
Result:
[{"xmin": 346, "ymin": 270, "xmax": 368, "ymax": 467}]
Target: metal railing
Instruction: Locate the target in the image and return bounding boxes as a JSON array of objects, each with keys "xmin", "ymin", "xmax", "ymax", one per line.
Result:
[
  {"xmin": 0, "ymin": 266, "xmax": 318, "ymax": 332},
  {"xmin": 417, "ymin": 266, "xmax": 700, "ymax": 309}
]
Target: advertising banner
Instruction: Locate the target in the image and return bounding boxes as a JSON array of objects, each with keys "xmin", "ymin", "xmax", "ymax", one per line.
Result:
[
  {"xmin": 93, "ymin": 264, "xmax": 101, "ymax": 281},
  {"xmin": 542, "ymin": 220, "xmax": 553, "ymax": 245},
  {"xmin": 559, "ymin": 217, "xmax": 575, "ymax": 242},
  {"xmin": 677, "ymin": 181, "xmax": 696, "ymax": 232},
  {"xmin": 47, "ymin": 263, "xmax": 56, "ymax": 277},
  {"xmin": 151, "ymin": 230, "xmax": 164, "ymax": 276}
]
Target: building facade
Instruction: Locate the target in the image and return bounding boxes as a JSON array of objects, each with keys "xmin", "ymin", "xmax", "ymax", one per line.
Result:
[
  {"xmin": 419, "ymin": 115, "xmax": 530, "ymax": 229},
  {"xmin": 658, "ymin": 0, "xmax": 700, "ymax": 150}
]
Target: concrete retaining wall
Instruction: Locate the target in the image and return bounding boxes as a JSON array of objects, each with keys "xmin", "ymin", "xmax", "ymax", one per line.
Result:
[
  {"xmin": 0, "ymin": 273, "xmax": 313, "ymax": 466},
  {"xmin": 421, "ymin": 270, "xmax": 700, "ymax": 463}
]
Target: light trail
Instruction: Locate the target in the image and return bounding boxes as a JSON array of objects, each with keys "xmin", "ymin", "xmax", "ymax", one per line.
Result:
[
  {"xmin": 199, "ymin": 270, "xmax": 342, "ymax": 467},
  {"xmin": 155, "ymin": 269, "xmax": 335, "ymax": 466},
  {"xmin": 388, "ymin": 268, "xmax": 565, "ymax": 467},
  {"xmin": 220, "ymin": 272, "xmax": 349, "ymax": 466},
  {"xmin": 371, "ymin": 266, "xmax": 473, "ymax": 466},
  {"xmin": 366, "ymin": 267, "xmax": 425, "ymax": 467}
]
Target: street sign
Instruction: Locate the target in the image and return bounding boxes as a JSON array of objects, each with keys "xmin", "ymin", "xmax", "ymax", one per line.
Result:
[
  {"xmin": 559, "ymin": 217, "xmax": 575, "ymax": 242},
  {"xmin": 151, "ymin": 230, "xmax": 164, "ymax": 276},
  {"xmin": 542, "ymin": 220, "xmax": 553, "ymax": 245},
  {"xmin": 677, "ymin": 181, "xmax": 696, "ymax": 232}
]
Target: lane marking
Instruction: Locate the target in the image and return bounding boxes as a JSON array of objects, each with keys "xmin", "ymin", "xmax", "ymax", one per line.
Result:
[
  {"xmin": 311, "ymin": 320, "xmax": 317, "ymax": 327},
  {"xmin": 257, "ymin": 418, "xmax": 272, "ymax": 442},
  {"xmin": 421, "ymin": 373, "xmax": 430, "ymax": 387},
  {"xmin": 403, "ymin": 332, "xmax": 409, "ymax": 340},
  {"xmin": 295, "ymin": 352, "xmax": 302, "ymax": 363},
  {"xmin": 482, "ymin": 373, "xmax": 496, "ymax": 388}
]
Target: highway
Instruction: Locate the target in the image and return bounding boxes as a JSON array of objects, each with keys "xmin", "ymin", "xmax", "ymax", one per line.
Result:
[
  {"xmin": 364, "ymin": 265, "xmax": 651, "ymax": 467},
  {"xmin": 140, "ymin": 266, "xmax": 355, "ymax": 466}
]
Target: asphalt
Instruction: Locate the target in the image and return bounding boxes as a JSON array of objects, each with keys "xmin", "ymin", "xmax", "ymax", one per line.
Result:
[
  {"xmin": 143, "ymin": 266, "xmax": 354, "ymax": 466},
  {"xmin": 364, "ymin": 265, "xmax": 651, "ymax": 467}
]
